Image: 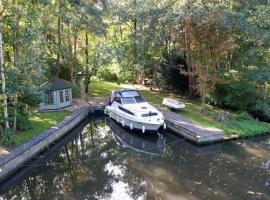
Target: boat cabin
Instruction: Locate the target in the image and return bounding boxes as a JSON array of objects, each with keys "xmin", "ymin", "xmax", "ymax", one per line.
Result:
[{"xmin": 40, "ymin": 78, "xmax": 72, "ymax": 110}]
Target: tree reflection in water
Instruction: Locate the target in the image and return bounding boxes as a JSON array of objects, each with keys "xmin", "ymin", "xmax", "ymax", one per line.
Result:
[{"xmin": 0, "ymin": 116, "xmax": 269, "ymax": 200}]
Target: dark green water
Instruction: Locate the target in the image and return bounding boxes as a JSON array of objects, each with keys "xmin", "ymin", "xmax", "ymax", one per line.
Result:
[{"xmin": 0, "ymin": 116, "xmax": 269, "ymax": 200}]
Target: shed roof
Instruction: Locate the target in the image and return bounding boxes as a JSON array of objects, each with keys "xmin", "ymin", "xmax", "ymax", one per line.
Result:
[{"xmin": 42, "ymin": 78, "xmax": 72, "ymax": 91}]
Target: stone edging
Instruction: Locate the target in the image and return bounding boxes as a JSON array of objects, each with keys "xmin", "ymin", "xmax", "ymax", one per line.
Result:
[{"xmin": 0, "ymin": 106, "xmax": 92, "ymax": 182}]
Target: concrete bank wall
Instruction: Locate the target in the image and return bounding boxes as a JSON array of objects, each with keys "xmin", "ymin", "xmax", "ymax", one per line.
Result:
[{"xmin": 0, "ymin": 106, "xmax": 92, "ymax": 182}]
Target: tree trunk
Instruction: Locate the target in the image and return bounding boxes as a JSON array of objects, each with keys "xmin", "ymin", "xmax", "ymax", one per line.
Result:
[
  {"xmin": 12, "ymin": 94, "xmax": 17, "ymax": 132},
  {"xmin": 184, "ymin": 20, "xmax": 194, "ymax": 98},
  {"xmin": 133, "ymin": 0, "xmax": 137, "ymax": 66},
  {"xmin": 12, "ymin": 29, "xmax": 19, "ymax": 132},
  {"xmin": 0, "ymin": 17, "xmax": 10, "ymax": 129},
  {"xmin": 72, "ymin": 33, "xmax": 78, "ymax": 84},
  {"xmin": 84, "ymin": 32, "xmax": 91, "ymax": 94},
  {"xmin": 68, "ymin": 25, "xmax": 74, "ymax": 83},
  {"xmin": 79, "ymin": 78, "xmax": 86, "ymax": 100},
  {"xmin": 0, "ymin": 125, "xmax": 3, "ymax": 136},
  {"xmin": 56, "ymin": 13, "xmax": 61, "ymax": 77}
]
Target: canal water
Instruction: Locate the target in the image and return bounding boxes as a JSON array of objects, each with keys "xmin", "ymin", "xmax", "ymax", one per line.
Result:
[{"xmin": 0, "ymin": 116, "xmax": 269, "ymax": 200}]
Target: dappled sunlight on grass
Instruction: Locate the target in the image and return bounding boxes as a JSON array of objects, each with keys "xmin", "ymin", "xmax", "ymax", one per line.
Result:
[
  {"xmin": 7, "ymin": 111, "xmax": 70, "ymax": 145},
  {"xmin": 89, "ymin": 80, "xmax": 122, "ymax": 97}
]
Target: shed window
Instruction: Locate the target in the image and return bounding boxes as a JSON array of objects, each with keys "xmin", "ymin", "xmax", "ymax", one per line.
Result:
[
  {"xmin": 45, "ymin": 91, "xmax": 54, "ymax": 105},
  {"xmin": 65, "ymin": 90, "xmax": 70, "ymax": 102},
  {"xmin": 59, "ymin": 91, "xmax": 64, "ymax": 103}
]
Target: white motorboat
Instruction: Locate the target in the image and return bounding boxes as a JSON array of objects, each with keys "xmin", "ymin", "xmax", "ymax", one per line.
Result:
[
  {"xmin": 105, "ymin": 89, "xmax": 166, "ymax": 133},
  {"xmin": 162, "ymin": 98, "xmax": 186, "ymax": 110}
]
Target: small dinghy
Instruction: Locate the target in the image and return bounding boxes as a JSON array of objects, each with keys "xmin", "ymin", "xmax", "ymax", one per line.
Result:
[
  {"xmin": 105, "ymin": 89, "xmax": 166, "ymax": 133},
  {"xmin": 162, "ymin": 98, "xmax": 186, "ymax": 110}
]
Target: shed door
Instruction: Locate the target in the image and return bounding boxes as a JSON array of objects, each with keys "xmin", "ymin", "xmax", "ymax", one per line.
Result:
[{"xmin": 58, "ymin": 89, "xmax": 71, "ymax": 108}]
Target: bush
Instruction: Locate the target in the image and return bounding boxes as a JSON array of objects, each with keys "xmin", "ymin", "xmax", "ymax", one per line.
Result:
[
  {"xmin": 248, "ymin": 101, "xmax": 270, "ymax": 122},
  {"xmin": 72, "ymin": 84, "xmax": 81, "ymax": 98},
  {"xmin": 17, "ymin": 111, "xmax": 33, "ymax": 131},
  {"xmin": 2, "ymin": 128, "xmax": 15, "ymax": 146},
  {"xmin": 235, "ymin": 112, "xmax": 253, "ymax": 120},
  {"xmin": 9, "ymin": 106, "xmax": 33, "ymax": 131},
  {"xmin": 19, "ymin": 89, "xmax": 41, "ymax": 107},
  {"xmin": 97, "ymin": 65, "xmax": 119, "ymax": 82},
  {"xmin": 214, "ymin": 81, "xmax": 257, "ymax": 110}
]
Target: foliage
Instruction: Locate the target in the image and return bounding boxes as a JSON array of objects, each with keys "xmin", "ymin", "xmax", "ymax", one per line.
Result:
[
  {"xmin": 97, "ymin": 65, "xmax": 119, "ymax": 82},
  {"xmin": 72, "ymin": 84, "xmax": 81, "ymax": 98},
  {"xmin": 249, "ymin": 101, "xmax": 270, "ymax": 122},
  {"xmin": 159, "ymin": 50, "xmax": 188, "ymax": 94},
  {"xmin": 10, "ymin": 107, "xmax": 32, "ymax": 131},
  {"xmin": 1, "ymin": 0, "xmax": 270, "ymax": 139},
  {"xmin": 214, "ymin": 80, "xmax": 257, "ymax": 110},
  {"xmin": 2, "ymin": 128, "xmax": 15, "ymax": 146}
]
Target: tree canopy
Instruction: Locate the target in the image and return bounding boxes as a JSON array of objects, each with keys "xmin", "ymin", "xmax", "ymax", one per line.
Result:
[{"xmin": 1, "ymin": 0, "xmax": 270, "ymax": 135}]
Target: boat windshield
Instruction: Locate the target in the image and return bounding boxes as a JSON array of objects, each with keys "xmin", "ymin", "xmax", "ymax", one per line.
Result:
[
  {"xmin": 122, "ymin": 97, "xmax": 136, "ymax": 104},
  {"xmin": 121, "ymin": 91, "xmax": 140, "ymax": 98},
  {"xmin": 120, "ymin": 90, "xmax": 146, "ymax": 104},
  {"xmin": 121, "ymin": 96, "xmax": 146, "ymax": 104},
  {"xmin": 134, "ymin": 96, "xmax": 145, "ymax": 103}
]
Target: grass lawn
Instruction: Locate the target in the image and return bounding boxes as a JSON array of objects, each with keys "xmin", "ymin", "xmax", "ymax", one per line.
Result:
[
  {"xmin": 89, "ymin": 80, "xmax": 270, "ymax": 137},
  {"xmin": 89, "ymin": 80, "xmax": 122, "ymax": 97},
  {"xmin": 1, "ymin": 111, "xmax": 70, "ymax": 146}
]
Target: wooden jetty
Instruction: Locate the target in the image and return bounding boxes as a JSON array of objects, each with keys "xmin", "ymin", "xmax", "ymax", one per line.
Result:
[
  {"xmin": 162, "ymin": 110, "xmax": 224, "ymax": 144},
  {"xmin": 88, "ymin": 96, "xmax": 224, "ymax": 144}
]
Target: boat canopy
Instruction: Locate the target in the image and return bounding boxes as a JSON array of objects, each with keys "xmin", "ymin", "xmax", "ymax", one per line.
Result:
[
  {"xmin": 108, "ymin": 89, "xmax": 144, "ymax": 105},
  {"xmin": 114, "ymin": 89, "xmax": 140, "ymax": 98}
]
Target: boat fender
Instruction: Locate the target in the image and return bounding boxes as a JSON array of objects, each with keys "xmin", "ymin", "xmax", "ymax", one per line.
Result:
[
  {"xmin": 130, "ymin": 123, "xmax": 133, "ymax": 130},
  {"xmin": 163, "ymin": 123, "xmax": 166, "ymax": 130},
  {"xmin": 117, "ymin": 116, "xmax": 119, "ymax": 123},
  {"xmin": 142, "ymin": 126, "xmax": 145, "ymax": 133},
  {"xmin": 109, "ymin": 112, "xmax": 112, "ymax": 118},
  {"xmin": 104, "ymin": 109, "xmax": 107, "ymax": 115},
  {"xmin": 122, "ymin": 120, "xmax": 125, "ymax": 127}
]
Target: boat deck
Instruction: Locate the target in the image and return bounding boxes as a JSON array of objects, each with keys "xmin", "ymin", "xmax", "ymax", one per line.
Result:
[{"xmin": 88, "ymin": 96, "xmax": 224, "ymax": 144}]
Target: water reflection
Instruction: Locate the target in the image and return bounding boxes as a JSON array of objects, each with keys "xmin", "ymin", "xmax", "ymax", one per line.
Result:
[
  {"xmin": 107, "ymin": 118, "xmax": 165, "ymax": 156},
  {"xmin": 0, "ymin": 117, "xmax": 269, "ymax": 200}
]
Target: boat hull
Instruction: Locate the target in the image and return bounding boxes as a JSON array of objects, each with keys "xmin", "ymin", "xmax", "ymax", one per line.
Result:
[{"xmin": 105, "ymin": 107, "xmax": 165, "ymax": 133}]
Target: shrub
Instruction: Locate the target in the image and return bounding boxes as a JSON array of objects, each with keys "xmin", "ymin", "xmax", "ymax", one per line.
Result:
[
  {"xmin": 9, "ymin": 106, "xmax": 33, "ymax": 131},
  {"xmin": 214, "ymin": 81, "xmax": 257, "ymax": 110},
  {"xmin": 248, "ymin": 101, "xmax": 270, "ymax": 122},
  {"xmin": 16, "ymin": 111, "xmax": 33, "ymax": 131},
  {"xmin": 235, "ymin": 112, "xmax": 253, "ymax": 120},
  {"xmin": 97, "ymin": 65, "xmax": 119, "ymax": 82},
  {"xmin": 2, "ymin": 128, "xmax": 15, "ymax": 146},
  {"xmin": 72, "ymin": 84, "xmax": 81, "ymax": 98}
]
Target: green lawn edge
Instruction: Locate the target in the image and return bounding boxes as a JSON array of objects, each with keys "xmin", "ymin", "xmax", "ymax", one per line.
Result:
[{"xmin": 1, "ymin": 111, "xmax": 70, "ymax": 146}]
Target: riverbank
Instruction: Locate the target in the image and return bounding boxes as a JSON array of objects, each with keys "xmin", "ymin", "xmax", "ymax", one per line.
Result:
[
  {"xmin": 0, "ymin": 111, "xmax": 70, "ymax": 153},
  {"xmin": 89, "ymin": 80, "xmax": 270, "ymax": 137}
]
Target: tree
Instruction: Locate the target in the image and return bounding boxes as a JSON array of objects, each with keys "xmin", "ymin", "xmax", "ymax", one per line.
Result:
[{"xmin": 0, "ymin": 13, "xmax": 9, "ymax": 129}]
